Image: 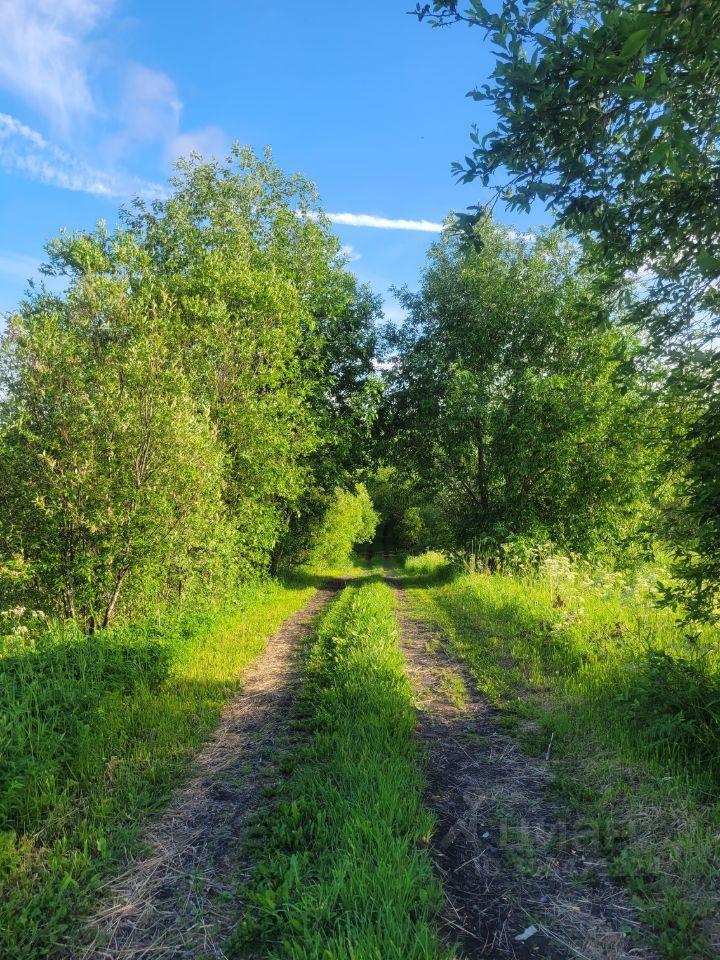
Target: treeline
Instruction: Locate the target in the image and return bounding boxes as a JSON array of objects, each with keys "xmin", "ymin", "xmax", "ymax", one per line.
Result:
[
  {"xmin": 375, "ymin": 222, "xmax": 670, "ymax": 569},
  {"xmin": 378, "ymin": 0, "xmax": 720, "ymax": 623},
  {"xmin": 0, "ymin": 148, "xmax": 378, "ymax": 632}
]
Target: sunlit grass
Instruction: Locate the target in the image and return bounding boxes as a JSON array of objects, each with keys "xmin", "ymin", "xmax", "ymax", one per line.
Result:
[
  {"xmin": 403, "ymin": 556, "xmax": 720, "ymax": 960},
  {"xmin": 0, "ymin": 578, "xmax": 316, "ymax": 960},
  {"xmin": 231, "ymin": 579, "xmax": 452, "ymax": 960}
]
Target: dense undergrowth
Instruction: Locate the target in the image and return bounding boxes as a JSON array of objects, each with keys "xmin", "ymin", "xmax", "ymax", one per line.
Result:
[
  {"xmin": 401, "ymin": 552, "xmax": 720, "ymax": 960},
  {"xmin": 231, "ymin": 578, "xmax": 451, "ymax": 960},
  {"xmin": 0, "ymin": 576, "xmax": 318, "ymax": 959}
]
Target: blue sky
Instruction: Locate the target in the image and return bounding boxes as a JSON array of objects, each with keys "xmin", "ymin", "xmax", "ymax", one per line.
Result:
[{"xmin": 0, "ymin": 1, "xmax": 546, "ymax": 321}]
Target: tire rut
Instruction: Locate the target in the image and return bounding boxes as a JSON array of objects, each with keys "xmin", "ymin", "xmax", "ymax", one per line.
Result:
[
  {"xmin": 82, "ymin": 580, "xmax": 345, "ymax": 960},
  {"xmin": 388, "ymin": 578, "xmax": 658, "ymax": 960}
]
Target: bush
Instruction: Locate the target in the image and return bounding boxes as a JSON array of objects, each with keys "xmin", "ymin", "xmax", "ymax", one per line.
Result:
[
  {"xmin": 307, "ymin": 484, "xmax": 378, "ymax": 569},
  {"xmin": 0, "ymin": 294, "xmax": 232, "ymax": 630}
]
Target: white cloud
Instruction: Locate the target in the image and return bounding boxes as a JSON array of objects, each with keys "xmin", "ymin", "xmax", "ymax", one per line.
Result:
[
  {"xmin": 168, "ymin": 125, "xmax": 229, "ymax": 163},
  {"xmin": 0, "ymin": 3, "xmax": 230, "ymax": 185},
  {"xmin": 340, "ymin": 244, "xmax": 362, "ymax": 263},
  {"xmin": 0, "ymin": 112, "xmax": 166, "ymax": 199},
  {"xmin": 372, "ymin": 358, "xmax": 394, "ymax": 372},
  {"xmin": 0, "ymin": 0, "xmax": 112, "ymax": 133},
  {"xmin": 119, "ymin": 64, "xmax": 182, "ymax": 145},
  {"xmin": 108, "ymin": 67, "xmax": 228, "ymax": 168},
  {"xmin": 327, "ymin": 212, "xmax": 443, "ymax": 233}
]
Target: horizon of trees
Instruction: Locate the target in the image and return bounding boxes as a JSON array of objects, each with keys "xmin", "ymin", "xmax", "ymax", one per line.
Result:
[
  {"xmin": 2, "ymin": 0, "xmax": 720, "ymax": 629},
  {"xmin": 0, "ymin": 147, "xmax": 381, "ymax": 633}
]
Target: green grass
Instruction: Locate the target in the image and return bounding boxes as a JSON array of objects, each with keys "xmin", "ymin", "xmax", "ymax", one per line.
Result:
[
  {"xmin": 0, "ymin": 577, "xmax": 316, "ymax": 960},
  {"xmin": 401, "ymin": 553, "xmax": 720, "ymax": 960},
  {"xmin": 402, "ymin": 552, "xmax": 453, "ymax": 580},
  {"xmin": 231, "ymin": 578, "xmax": 452, "ymax": 960}
]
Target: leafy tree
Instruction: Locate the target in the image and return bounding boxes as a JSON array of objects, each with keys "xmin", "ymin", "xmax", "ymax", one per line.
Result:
[
  {"xmin": 384, "ymin": 219, "xmax": 659, "ymax": 560},
  {"xmin": 0, "ymin": 269, "xmax": 231, "ymax": 630},
  {"xmin": 307, "ymin": 484, "xmax": 378, "ymax": 569},
  {"xmin": 122, "ymin": 147, "xmax": 381, "ymax": 569},
  {"xmin": 416, "ymin": 0, "xmax": 720, "ymax": 616},
  {"xmin": 414, "ymin": 1, "xmax": 720, "ymax": 329},
  {"xmin": 365, "ymin": 467, "xmax": 442, "ymax": 556},
  {"xmin": 0, "ymin": 147, "xmax": 380, "ymax": 626}
]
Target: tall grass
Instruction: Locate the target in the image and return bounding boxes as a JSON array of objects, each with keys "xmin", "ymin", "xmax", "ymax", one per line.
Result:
[
  {"xmin": 231, "ymin": 579, "xmax": 452, "ymax": 960},
  {"xmin": 403, "ymin": 554, "xmax": 720, "ymax": 960},
  {"xmin": 0, "ymin": 578, "xmax": 315, "ymax": 959}
]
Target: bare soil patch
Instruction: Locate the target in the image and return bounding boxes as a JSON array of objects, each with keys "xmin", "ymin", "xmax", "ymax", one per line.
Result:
[
  {"xmin": 389, "ymin": 580, "xmax": 658, "ymax": 960},
  {"xmin": 83, "ymin": 580, "xmax": 345, "ymax": 960}
]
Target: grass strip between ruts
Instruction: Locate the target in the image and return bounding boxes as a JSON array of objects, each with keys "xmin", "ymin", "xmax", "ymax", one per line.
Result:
[{"xmin": 231, "ymin": 578, "xmax": 453, "ymax": 960}]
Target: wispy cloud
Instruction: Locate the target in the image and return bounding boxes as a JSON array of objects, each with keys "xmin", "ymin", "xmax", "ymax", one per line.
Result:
[
  {"xmin": 168, "ymin": 126, "xmax": 229, "ymax": 164},
  {"xmin": 0, "ymin": 112, "xmax": 166, "ymax": 199},
  {"xmin": 327, "ymin": 212, "xmax": 443, "ymax": 233},
  {"xmin": 117, "ymin": 64, "xmax": 183, "ymax": 147},
  {"xmin": 0, "ymin": 0, "xmax": 112, "ymax": 134},
  {"xmin": 340, "ymin": 244, "xmax": 362, "ymax": 262},
  {"xmin": 0, "ymin": 2, "xmax": 229, "ymax": 194}
]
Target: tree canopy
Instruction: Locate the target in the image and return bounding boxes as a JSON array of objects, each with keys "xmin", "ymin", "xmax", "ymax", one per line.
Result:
[
  {"xmin": 414, "ymin": 1, "xmax": 720, "ymax": 336},
  {"xmin": 0, "ymin": 148, "xmax": 380, "ymax": 628},
  {"xmin": 383, "ymin": 220, "xmax": 659, "ymax": 562}
]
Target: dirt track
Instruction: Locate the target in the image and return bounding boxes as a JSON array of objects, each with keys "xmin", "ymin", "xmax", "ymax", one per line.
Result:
[
  {"xmin": 82, "ymin": 581, "xmax": 345, "ymax": 960},
  {"xmin": 389, "ymin": 579, "xmax": 657, "ymax": 960}
]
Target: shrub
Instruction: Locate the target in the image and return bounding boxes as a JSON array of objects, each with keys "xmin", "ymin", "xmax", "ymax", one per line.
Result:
[{"xmin": 307, "ymin": 484, "xmax": 378, "ymax": 568}]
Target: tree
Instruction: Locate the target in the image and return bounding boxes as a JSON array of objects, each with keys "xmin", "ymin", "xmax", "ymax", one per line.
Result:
[
  {"xmin": 306, "ymin": 484, "xmax": 378, "ymax": 569},
  {"xmin": 415, "ymin": 1, "xmax": 720, "ymax": 330},
  {"xmin": 0, "ymin": 147, "xmax": 380, "ymax": 626},
  {"xmin": 416, "ymin": 0, "xmax": 720, "ymax": 616},
  {"xmin": 384, "ymin": 219, "xmax": 659, "ymax": 560},
  {"xmin": 122, "ymin": 146, "xmax": 381, "ymax": 570},
  {"xmin": 0, "ymin": 269, "xmax": 231, "ymax": 630}
]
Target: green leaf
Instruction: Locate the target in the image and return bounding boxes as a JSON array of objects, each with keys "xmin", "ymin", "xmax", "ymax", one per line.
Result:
[{"xmin": 620, "ymin": 28, "xmax": 651, "ymax": 60}]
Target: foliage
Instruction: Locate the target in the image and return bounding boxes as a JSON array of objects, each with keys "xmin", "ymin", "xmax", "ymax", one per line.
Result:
[
  {"xmin": 415, "ymin": 0, "xmax": 720, "ymax": 618},
  {"xmin": 628, "ymin": 648, "xmax": 720, "ymax": 773},
  {"xmin": 307, "ymin": 484, "xmax": 378, "ymax": 569},
  {"xmin": 414, "ymin": 0, "xmax": 720, "ymax": 330},
  {"xmin": 665, "ymin": 387, "xmax": 720, "ymax": 620},
  {"xmin": 0, "ymin": 147, "xmax": 379, "ymax": 624},
  {"xmin": 0, "ymin": 579, "xmax": 315, "ymax": 959},
  {"xmin": 0, "ymin": 278, "xmax": 231, "ymax": 631},
  {"xmin": 403, "ymin": 551, "xmax": 451, "ymax": 578},
  {"xmin": 404, "ymin": 555, "xmax": 720, "ymax": 958},
  {"xmin": 231, "ymin": 580, "xmax": 450, "ymax": 960},
  {"xmin": 384, "ymin": 219, "xmax": 659, "ymax": 561}
]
